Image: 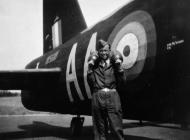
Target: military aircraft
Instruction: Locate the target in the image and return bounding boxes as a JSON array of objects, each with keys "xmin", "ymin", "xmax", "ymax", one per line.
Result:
[{"xmin": 0, "ymin": 0, "xmax": 190, "ymax": 135}]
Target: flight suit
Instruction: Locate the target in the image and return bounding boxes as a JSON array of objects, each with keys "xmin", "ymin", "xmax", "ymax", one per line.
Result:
[{"xmin": 88, "ymin": 56, "xmax": 125, "ymax": 140}]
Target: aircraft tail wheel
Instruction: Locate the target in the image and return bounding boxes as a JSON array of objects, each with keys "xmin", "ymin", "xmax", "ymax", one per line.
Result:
[
  {"xmin": 139, "ymin": 120, "xmax": 143, "ymax": 125},
  {"xmin": 70, "ymin": 116, "xmax": 85, "ymax": 136}
]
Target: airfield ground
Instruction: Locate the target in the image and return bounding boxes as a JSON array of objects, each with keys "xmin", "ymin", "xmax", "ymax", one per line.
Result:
[{"xmin": 0, "ymin": 96, "xmax": 190, "ymax": 140}]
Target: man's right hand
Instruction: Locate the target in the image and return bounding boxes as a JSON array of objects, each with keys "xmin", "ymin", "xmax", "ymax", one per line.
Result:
[{"xmin": 88, "ymin": 52, "xmax": 99, "ymax": 70}]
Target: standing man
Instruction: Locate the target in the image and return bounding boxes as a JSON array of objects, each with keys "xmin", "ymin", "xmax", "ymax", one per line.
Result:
[{"xmin": 87, "ymin": 39, "xmax": 125, "ymax": 140}]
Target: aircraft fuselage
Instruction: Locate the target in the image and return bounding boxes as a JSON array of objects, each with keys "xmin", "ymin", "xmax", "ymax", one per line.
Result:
[{"xmin": 22, "ymin": 0, "xmax": 190, "ymax": 123}]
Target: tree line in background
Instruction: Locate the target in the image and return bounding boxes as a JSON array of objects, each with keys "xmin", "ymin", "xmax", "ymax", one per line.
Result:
[{"xmin": 0, "ymin": 90, "xmax": 21, "ymax": 97}]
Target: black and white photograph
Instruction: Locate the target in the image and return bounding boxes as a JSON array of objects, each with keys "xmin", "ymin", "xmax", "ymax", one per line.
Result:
[{"xmin": 0, "ymin": 0, "xmax": 190, "ymax": 139}]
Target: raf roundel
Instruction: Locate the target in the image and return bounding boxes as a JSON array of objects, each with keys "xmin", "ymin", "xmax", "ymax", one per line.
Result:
[{"xmin": 108, "ymin": 10, "xmax": 157, "ymax": 80}]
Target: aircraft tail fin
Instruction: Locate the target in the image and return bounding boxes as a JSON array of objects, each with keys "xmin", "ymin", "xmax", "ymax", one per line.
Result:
[{"xmin": 43, "ymin": 0, "xmax": 87, "ymax": 53}]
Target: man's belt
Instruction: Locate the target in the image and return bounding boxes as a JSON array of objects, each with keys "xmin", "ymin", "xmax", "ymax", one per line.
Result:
[{"xmin": 99, "ymin": 88, "xmax": 116, "ymax": 92}]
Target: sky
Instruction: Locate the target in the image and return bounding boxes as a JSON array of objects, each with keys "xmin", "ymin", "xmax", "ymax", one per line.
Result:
[{"xmin": 0, "ymin": 0, "xmax": 129, "ymax": 70}]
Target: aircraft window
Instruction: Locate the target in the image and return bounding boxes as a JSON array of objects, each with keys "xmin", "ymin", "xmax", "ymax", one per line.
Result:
[{"xmin": 52, "ymin": 16, "xmax": 62, "ymax": 48}]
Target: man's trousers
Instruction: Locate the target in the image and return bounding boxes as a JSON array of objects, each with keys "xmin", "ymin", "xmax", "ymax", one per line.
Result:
[{"xmin": 92, "ymin": 89, "xmax": 124, "ymax": 140}]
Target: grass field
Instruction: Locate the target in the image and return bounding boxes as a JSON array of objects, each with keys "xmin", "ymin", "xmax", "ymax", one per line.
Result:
[{"xmin": 0, "ymin": 96, "xmax": 49, "ymax": 115}]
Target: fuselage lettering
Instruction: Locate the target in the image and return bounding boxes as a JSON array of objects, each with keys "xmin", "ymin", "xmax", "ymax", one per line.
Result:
[
  {"xmin": 83, "ymin": 32, "xmax": 97, "ymax": 99},
  {"xmin": 66, "ymin": 43, "xmax": 84, "ymax": 102}
]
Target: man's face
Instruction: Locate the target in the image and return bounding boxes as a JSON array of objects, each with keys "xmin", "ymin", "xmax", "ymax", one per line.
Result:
[{"xmin": 98, "ymin": 44, "xmax": 110, "ymax": 60}]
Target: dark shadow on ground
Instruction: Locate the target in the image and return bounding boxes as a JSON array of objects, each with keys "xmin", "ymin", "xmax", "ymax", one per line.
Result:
[
  {"xmin": 0, "ymin": 121, "xmax": 163, "ymax": 140},
  {"xmin": 123, "ymin": 121, "xmax": 189, "ymax": 130},
  {"xmin": 0, "ymin": 121, "xmax": 92, "ymax": 140}
]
